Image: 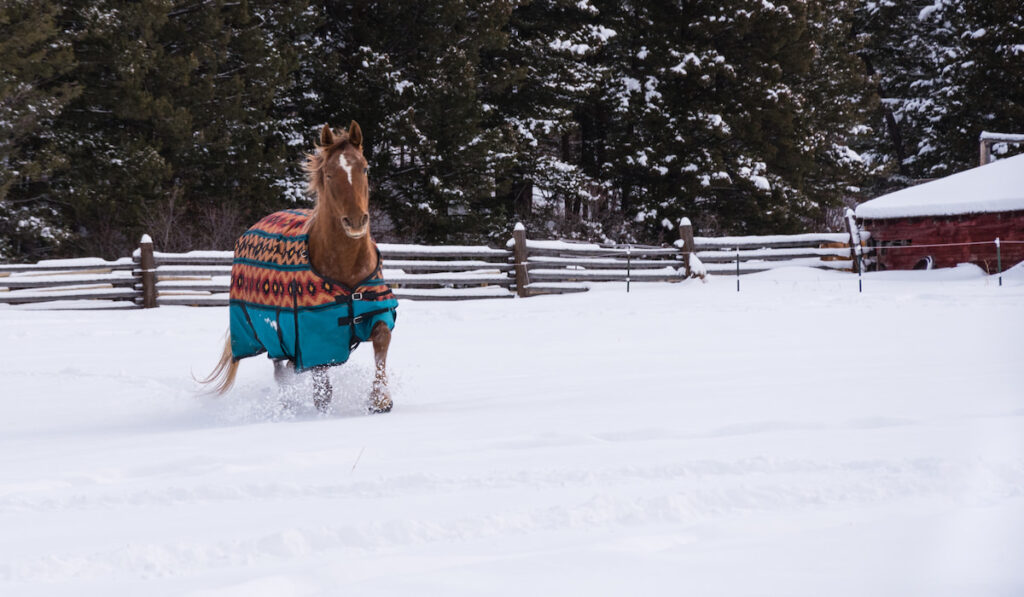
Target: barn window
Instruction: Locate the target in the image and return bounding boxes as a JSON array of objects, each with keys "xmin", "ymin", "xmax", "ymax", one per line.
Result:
[{"xmin": 877, "ymin": 239, "xmax": 911, "ymax": 258}]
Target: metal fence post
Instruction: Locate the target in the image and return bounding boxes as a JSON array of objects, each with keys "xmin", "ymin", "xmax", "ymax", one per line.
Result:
[
  {"xmin": 996, "ymin": 237, "xmax": 1002, "ymax": 287},
  {"xmin": 626, "ymin": 244, "xmax": 631, "ymax": 293}
]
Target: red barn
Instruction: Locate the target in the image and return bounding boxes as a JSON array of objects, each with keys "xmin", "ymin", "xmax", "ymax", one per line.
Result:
[{"xmin": 855, "ymin": 154, "xmax": 1024, "ymax": 272}]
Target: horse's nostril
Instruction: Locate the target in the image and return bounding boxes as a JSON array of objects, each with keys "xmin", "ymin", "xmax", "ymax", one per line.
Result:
[
  {"xmin": 360, "ymin": 214, "xmax": 369, "ymax": 227},
  {"xmin": 341, "ymin": 217, "xmax": 351, "ymax": 227}
]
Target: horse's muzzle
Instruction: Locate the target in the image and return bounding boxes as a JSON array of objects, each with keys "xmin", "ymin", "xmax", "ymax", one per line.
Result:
[{"xmin": 342, "ymin": 215, "xmax": 369, "ymax": 239}]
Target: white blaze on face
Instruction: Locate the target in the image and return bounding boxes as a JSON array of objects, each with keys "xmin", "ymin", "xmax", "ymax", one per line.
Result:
[{"xmin": 338, "ymin": 153, "xmax": 354, "ymax": 185}]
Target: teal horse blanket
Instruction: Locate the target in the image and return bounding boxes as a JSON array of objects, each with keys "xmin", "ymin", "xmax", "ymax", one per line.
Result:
[{"xmin": 228, "ymin": 209, "xmax": 397, "ymax": 372}]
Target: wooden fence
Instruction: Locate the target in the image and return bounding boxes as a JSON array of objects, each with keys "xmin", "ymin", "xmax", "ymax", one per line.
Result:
[{"xmin": 0, "ymin": 220, "xmax": 872, "ymax": 307}]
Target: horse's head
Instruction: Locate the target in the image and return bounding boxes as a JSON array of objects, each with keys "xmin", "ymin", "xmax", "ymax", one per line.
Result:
[{"xmin": 306, "ymin": 121, "xmax": 370, "ymax": 239}]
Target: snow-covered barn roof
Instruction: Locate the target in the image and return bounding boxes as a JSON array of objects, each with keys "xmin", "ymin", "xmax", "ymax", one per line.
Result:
[{"xmin": 856, "ymin": 153, "xmax": 1024, "ymax": 219}]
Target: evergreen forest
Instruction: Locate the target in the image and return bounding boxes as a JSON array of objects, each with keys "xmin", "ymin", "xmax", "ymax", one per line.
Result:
[{"xmin": 1, "ymin": 0, "xmax": 1022, "ymax": 260}]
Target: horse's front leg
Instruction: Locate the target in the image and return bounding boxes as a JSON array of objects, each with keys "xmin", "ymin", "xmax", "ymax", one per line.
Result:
[
  {"xmin": 311, "ymin": 365, "xmax": 333, "ymax": 413},
  {"xmin": 369, "ymin": 321, "xmax": 392, "ymax": 413}
]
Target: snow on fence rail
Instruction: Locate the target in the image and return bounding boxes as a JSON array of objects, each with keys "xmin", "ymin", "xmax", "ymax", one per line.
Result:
[{"xmin": 0, "ymin": 220, "xmax": 872, "ymax": 307}]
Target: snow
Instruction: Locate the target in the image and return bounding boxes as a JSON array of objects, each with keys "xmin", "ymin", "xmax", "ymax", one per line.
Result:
[
  {"xmin": 510, "ymin": 239, "xmax": 677, "ymax": 257},
  {"xmin": 686, "ymin": 232, "xmax": 858, "ymax": 249},
  {"xmin": 394, "ymin": 80, "xmax": 413, "ymax": 95},
  {"xmin": 0, "ymin": 271, "xmax": 135, "ymax": 286},
  {"xmin": 393, "ymin": 287, "xmax": 512, "ymax": 299},
  {"xmin": 0, "ymin": 287, "xmax": 139, "ymax": 302},
  {"xmin": 918, "ymin": 1, "xmax": 942, "ymax": 20},
  {"xmin": 688, "ymin": 253, "xmax": 706, "ymax": 278},
  {"xmin": 703, "ymin": 257, "xmax": 854, "ymax": 272},
  {"xmin": 1, "ymin": 270, "xmax": 1023, "ymax": 596},
  {"xmin": 0, "ymin": 257, "xmax": 135, "ymax": 271},
  {"xmin": 980, "ymin": 131, "xmax": 1024, "ymax": 142},
  {"xmin": 378, "ymin": 244, "xmax": 510, "ymax": 257},
  {"xmin": 856, "ymin": 153, "xmax": 1024, "ymax": 219},
  {"xmin": 136, "ymin": 250, "xmax": 233, "ymax": 260},
  {"xmin": 696, "ymin": 246, "xmax": 856, "ymax": 259},
  {"xmin": 590, "ymin": 25, "xmax": 617, "ymax": 42},
  {"xmin": 528, "ymin": 267, "xmax": 679, "ymax": 279}
]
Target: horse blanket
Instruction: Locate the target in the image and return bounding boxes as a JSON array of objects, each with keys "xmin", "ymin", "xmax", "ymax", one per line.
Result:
[{"xmin": 228, "ymin": 209, "xmax": 397, "ymax": 373}]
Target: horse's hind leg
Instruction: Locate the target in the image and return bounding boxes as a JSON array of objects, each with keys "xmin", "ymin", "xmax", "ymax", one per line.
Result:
[
  {"xmin": 273, "ymin": 359, "xmax": 300, "ymax": 412},
  {"xmin": 369, "ymin": 321, "xmax": 392, "ymax": 413},
  {"xmin": 273, "ymin": 359, "xmax": 294, "ymax": 385},
  {"xmin": 311, "ymin": 365, "xmax": 333, "ymax": 413}
]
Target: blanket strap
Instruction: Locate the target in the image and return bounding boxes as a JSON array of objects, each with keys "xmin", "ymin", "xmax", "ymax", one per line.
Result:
[
  {"xmin": 337, "ymin": 307, "xmax": 395, "ymax": 327},
  {"xmin": 334, "ymin": 289, "xmax": 390, "ymax": 302}
]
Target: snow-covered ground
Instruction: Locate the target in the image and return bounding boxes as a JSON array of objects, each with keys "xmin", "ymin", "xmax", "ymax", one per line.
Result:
[{"xmin": 2, "ymin": 265, "xmax": 1023, "ymax": 596}]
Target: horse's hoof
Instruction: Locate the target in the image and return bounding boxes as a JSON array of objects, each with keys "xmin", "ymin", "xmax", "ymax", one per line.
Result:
[
  {"xmin": 313, "ymin": 396, "xmax": 332, "ymax": 414},
  {"xmin": 369, "ymin": 396, "xmax": 392, "ymax": 414}
]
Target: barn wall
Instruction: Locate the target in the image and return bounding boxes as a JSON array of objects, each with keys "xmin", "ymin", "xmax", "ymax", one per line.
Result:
[{"xmin": 861, "ymin": 211, "xmax": 1024, "ymax": 271}]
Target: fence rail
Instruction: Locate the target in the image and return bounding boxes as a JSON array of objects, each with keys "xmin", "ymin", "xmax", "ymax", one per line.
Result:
[{"xmin": 1, "ymin": 220, "xmax": 873, "ymax": 307}]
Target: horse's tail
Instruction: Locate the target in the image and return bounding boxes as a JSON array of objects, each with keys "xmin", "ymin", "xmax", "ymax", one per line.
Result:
[{"xmin": 195, "ymin": 332, "xmax": 239, "ymax": 394}]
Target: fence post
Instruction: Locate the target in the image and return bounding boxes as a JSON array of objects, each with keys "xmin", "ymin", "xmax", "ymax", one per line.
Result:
[
  {"xmin": 139, "ymin": 234, "xmax": 158, "ymax": 308},
  {"xmin": 996, "ymin": 237, "xmax": 1002, "ymax": 287},
  {"xmin": 844, "ymin": 208, "xmax": 862, "ymax": 274},
  {"xmin": 678, "ymin": 217, "xmax": 694, "ymax": 278},
  {"xmin": 513, "ymin": 222, "xmax": 530, "ymax": 298},
  {"xmin": 626, "ymin": 245, "xmax": 631, "ymax": 293},
  {"xmin": 844, "ymin": 208, "xmax": 865, "ymax": 292}
]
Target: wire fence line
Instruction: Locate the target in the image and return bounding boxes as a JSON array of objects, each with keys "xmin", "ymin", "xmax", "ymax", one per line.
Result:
[{"xmin": 872, "ymin": 238, "xmax": 1022, "ymax": 250}]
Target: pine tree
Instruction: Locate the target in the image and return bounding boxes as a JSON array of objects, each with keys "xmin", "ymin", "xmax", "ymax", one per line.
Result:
[
  {"xmin": 152, "ymin": 0, "xmax": 312, "ymax": 249},
  {"xmin": 792, "ymin": 0, "xmax": 874, "ymax": 229},
  {"xmin": 579, "ymin": 0, "xmax": 868, "ymax": 239},
  {"xmin": 854, "ymin": 0, "xmax": 1023, "ymax": 185},
  {"xmin": 3, "ymin": 0, "xmax": 948, "ymax": 258},
  {"xmin": 855, "ymin": 0, "xmax": 932, "ymax": 184},
  {"xmin": 48, "ymin": 0, "xmax": 311, "ymax": 257},
  {"xmin": 923, "ymin": 0, "xmax": 1024, "ymax": 173},
  {"xmin": 301, "ymin": 0, "xmax": 515, "ymax": 243},
  {"xmin": 0, "ymin": 0, "xmax": 80, "ymax": 260},
  {"xmin": 50, "ymin": 0, "xmax": 180, "ymax": 257},
  {"xmin": 479, "ymin": 0, "xmax": 608, "ymax": 239}
]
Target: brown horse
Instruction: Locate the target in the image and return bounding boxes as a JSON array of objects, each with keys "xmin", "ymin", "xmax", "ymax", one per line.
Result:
[{"xmin": 201, "ymin": 122, "xmax": 394, "ymax": 414}]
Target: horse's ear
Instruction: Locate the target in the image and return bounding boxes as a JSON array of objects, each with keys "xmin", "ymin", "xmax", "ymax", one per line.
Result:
[
  {"xmin": 320, "ymin": 124, "xmax": 334, "ymax": 147},
  {"xmin": 348, "ymin": 120, "xmax": 362, "ymax": 149}
]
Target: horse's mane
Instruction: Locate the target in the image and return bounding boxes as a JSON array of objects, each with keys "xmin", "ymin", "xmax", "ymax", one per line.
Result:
[{"xmin": 304, "ymin": 130, "xmax": 353, "ymax": 197}]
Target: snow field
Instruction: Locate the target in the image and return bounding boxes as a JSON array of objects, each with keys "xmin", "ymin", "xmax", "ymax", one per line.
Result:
[{"xmin": 1, "ymin": 265, "xmax": 1023, "ymax": 596}]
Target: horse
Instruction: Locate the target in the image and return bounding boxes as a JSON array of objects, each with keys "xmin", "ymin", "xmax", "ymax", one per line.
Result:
[{"xmin": 201, "ymin": 121, "xmax": 397, "ymax": 414}]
